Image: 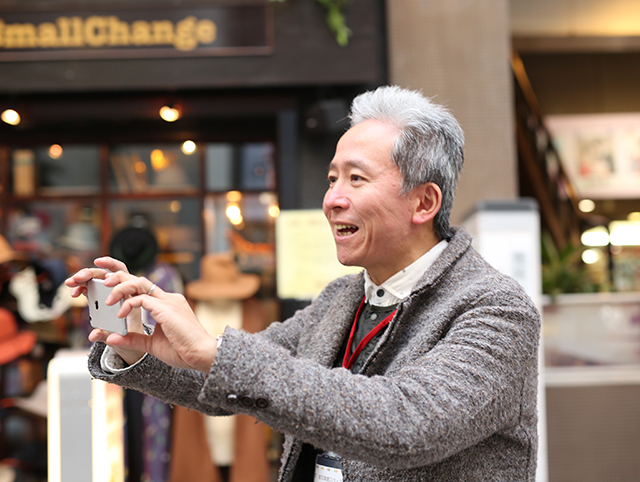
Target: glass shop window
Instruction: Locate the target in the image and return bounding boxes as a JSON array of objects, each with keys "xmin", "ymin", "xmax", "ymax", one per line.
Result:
[
  {"xmin": 109, "ymin": 143, "xmax": 199, "ymax": 193},
  {"xmin": 206, "ymin": 142, "xmax": 275, "ymax": 192},
  {"xmin": 5, "ymin": 202, "xmax": 102, "ymax": 266},
  {"xmin": 10, "ymin": 145, "xmax": 100, "ymax": 197},
  {"xmin": 203, "ymin": 191, "xmax": 278, "ymax": 297}
]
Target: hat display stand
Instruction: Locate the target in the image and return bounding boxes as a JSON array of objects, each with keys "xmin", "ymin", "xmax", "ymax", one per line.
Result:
[
  {"xmin": 170, "ymin": 257, "xmax": 269, "ymax": 482},
  {"xmin": 186, "ymin": 253, "xmax": 260, "ymax": 301},
  {"xmin": 109, "ymin": 227, "xmax": 159, "ymax": 274}
]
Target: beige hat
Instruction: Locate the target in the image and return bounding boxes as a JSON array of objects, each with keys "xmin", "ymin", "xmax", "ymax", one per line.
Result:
[{"xmin": 186, "ymin": 253, "xmax": 260, "ymax": 301}]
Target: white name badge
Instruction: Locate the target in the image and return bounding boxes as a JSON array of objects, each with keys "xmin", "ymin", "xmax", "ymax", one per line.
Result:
[{"xmin": 314, "ymin": 452, "xmax": 343, "ymax": 482}]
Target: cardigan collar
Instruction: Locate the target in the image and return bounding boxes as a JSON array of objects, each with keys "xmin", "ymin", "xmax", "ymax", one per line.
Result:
[
  {"xmin": 363, "ymin": 239, "xmax": 449, "ymax": 307},
  {"xmin": 407, "ymin": 226, "xmax": 473, "ymax": 296},
  {"xmin": 355, "ymin": 226, "xmax": 473, "ymax": 305},
  {"xmin": 309, "ymin": 227, "xmax": 473, "ymax": 368}
]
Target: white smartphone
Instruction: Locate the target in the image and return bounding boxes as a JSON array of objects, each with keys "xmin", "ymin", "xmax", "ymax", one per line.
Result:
[{"xmin": 87, "ymin": 278, "xmax": 127, "ymax": 336}]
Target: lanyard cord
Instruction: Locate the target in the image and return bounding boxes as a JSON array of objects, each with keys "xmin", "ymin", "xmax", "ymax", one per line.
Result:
[{"xmin": 342, "ymin": 297, "xmax": 397, "ymax": 371}]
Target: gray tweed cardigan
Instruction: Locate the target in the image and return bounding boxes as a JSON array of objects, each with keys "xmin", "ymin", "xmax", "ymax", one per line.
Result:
[{"xmin": 88, "ymin": 227, "xmax": 540, "ymax": 481}]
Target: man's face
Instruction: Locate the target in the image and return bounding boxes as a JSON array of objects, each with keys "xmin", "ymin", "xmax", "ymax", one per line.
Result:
[{"xmin": 323, "ymin": 119, "xmax": 422, "ymax": 284}]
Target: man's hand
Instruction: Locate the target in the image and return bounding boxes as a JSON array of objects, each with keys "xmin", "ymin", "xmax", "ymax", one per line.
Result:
[
  {"xmin": 66, "ymin": 257, "xmax": 147, "ymax": 365},
  {"xmin": 66, "ymin": 257, "xmax": 217, "ymax": 373}
]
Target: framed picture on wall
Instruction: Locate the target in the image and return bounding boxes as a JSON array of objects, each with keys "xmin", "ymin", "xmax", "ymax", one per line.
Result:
[{"xmin": 546, "ymin": 113, "xmax": 640, "ymax": 199}]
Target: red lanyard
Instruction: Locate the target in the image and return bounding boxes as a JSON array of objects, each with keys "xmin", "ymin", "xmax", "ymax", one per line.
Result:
[{"xmin": 342, "ymin": 297, "xmax": 397, "ymax": 370}]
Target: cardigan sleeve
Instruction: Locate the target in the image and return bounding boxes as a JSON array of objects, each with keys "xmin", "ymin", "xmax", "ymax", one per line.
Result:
[{"xmin": 86, "ymin": 275, "xmax": 356, "ymax": 415}]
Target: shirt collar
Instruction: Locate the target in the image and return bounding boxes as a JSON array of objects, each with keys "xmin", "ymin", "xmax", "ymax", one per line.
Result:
[{"xmin": 364, "ymin": 239, "xmax": 449, "ymax": 307}]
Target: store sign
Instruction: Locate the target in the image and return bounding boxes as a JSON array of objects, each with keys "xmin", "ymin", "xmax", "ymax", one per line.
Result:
[{"xmin": 0, "ymin": 5, "xmax": 273, "ymax": 61}]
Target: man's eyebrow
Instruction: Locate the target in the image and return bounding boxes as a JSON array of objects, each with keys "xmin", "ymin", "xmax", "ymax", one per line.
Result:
[{"xmin": 327, "ymin": 159, "xmax": 369, "ymax": 172}]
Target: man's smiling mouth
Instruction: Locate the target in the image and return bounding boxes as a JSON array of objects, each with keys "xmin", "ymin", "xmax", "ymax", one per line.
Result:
[{"xmin": 335, "ymin": 224, "xmax": 359, "ymax": 236}]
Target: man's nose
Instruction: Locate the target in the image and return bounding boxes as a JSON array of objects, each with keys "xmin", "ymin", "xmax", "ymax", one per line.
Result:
[{"xmin": 323, "ymin": 185, "xmax": 349, "ymax": 210}]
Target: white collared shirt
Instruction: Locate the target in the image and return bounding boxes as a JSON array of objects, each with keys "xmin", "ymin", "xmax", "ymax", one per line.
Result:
[{"xmin": 364, "ymin": 239, "xmax": 448, "ymax": 307}]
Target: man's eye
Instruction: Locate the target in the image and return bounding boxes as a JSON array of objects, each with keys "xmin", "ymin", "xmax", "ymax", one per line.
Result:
[
  {"xmin": 328, "ymin": 176, "xmax": 337, "ymax": 185},
  {"xmin": 351, "ymin": 174, "xmax": 363, "ymax": 182}
]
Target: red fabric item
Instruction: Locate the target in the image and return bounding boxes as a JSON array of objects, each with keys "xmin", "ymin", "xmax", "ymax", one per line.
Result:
[{"xmin": 0, "ymin": 308, "xmax": 36, "ymax": 365}]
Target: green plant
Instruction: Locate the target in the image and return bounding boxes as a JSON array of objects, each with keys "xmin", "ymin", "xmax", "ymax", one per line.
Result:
[
  {"xmin": 271, "ymin": 0, "xmax": 352, "ymax": 46},
  {"xmin": 316, "ymin": 0, "xmax": 352, "ymax": 46},
  {"xmin": 541, "ymin": 232, "xmax": 598, "ymax": 298}
]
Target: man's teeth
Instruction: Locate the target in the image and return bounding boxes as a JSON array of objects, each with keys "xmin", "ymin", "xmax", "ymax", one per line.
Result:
[{"xmin": 335, "ymin": 224, "xmax": 358, "ymax": 236}]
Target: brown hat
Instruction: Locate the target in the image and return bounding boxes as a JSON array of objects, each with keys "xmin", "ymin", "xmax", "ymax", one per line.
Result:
[
  {"xmin": 186, "ymin": 253, "xmax": 260, "ymax": 301},
  {"xmin": 0, "ymin": 235, "xmax": 15, "ymax": 265},
  {"xmin": 0, "ymin": 308, "xmax": 37, "ymax": 365}
]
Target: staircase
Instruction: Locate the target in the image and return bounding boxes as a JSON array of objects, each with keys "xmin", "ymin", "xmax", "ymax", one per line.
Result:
[{"xmin": 512, "ymin": 51, "xmax": 598, "ymax": 251}]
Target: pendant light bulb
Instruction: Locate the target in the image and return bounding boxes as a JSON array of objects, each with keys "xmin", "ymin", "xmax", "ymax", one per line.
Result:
[
  {"xmin": 1, "ymin": 108, "xmax": 21, "ymax": 126},
  {"xmin": 159, "ymin": 104, "xmax": 180, "ymax": 122}
]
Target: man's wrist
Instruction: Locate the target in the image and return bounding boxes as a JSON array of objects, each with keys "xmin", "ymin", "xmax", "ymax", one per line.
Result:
[{"xmin": 196, "ymin": 334, "xmax": 219, "ymax": 374}]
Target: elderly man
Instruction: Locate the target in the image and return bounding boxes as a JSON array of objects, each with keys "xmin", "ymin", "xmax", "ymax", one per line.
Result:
[{"xmin": 68, "ymin": 86, "xmax": 540, "ymax": 481}]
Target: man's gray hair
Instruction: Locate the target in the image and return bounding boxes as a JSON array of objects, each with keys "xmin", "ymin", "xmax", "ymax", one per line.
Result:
[{"xmin": 349, "ymin": 85, "xmax": 465, "ymax": 240}]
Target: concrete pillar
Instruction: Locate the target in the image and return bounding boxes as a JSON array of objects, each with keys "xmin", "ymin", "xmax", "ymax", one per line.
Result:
[
  {"xmin": 386, "ymin": 0, "xmax": 517, "ymax": 224},
  {"xmin": 386, "ymin": 4, "xmax": 549, "ymax": 482}
]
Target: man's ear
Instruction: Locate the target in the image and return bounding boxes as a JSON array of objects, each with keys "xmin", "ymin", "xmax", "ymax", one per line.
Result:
[{"xmin": 411, "ymin": 182, "xmax": 442, "ymax": 226}]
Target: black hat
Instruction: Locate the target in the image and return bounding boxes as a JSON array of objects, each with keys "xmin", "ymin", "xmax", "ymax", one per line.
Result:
[{"xmin": 109, "ymin": 227, "xmax": 158, "ymax": 273}]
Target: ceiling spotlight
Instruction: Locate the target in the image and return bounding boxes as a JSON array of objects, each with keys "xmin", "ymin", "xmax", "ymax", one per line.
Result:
[
  {"xmin": 150, "ymin": 149, "xmax": 168, "ymax": 170},
  {"xmin": 181, "ymin": 140, "xmax": 196, "ymax": 154},
  {"xmin": 226, "ymin": 190, "xmax": 242, "ymax": 202},
  {"xmin": 609, "ymin": 220, "xmax": 640, "ymax": 246},
  {"xmin": 159, "ymin": 104, "xmax": 180, "ymax": 122},
  {"xmin": 581, "ymin": 226, "xmax": 609, "ymax": 247},
  {"xmin": 578, "ymin": 199, "xmax": 596, "ymax": 213},
  {"xmin": 226, "ymin": 203, "xmax": 243, "ymax": 226},
  {"xmin": 582, "ymin": 249, "xmax": 601, "ymax": 265},
  {"xmin": 49, "ymin": 144, "xmax": 63, "ymax": 159},
  {"xmin": 268, "ymin": 204, "xmax": 280, "ymax": 218},
  {"xmin": 1, "ymin": 108, "xmax": 21, "ymax": 126}
]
